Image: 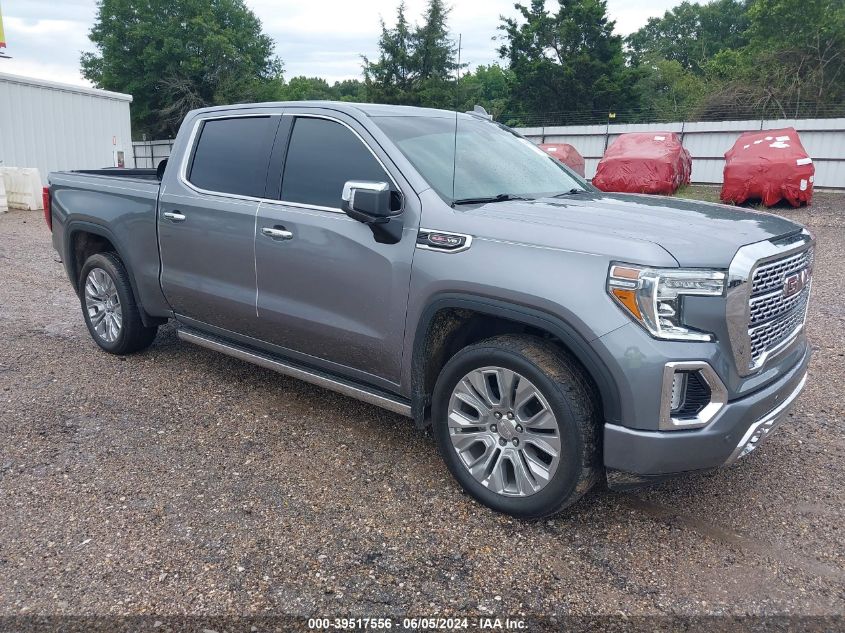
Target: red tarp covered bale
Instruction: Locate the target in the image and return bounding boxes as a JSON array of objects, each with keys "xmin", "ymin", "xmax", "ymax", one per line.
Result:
[
  {"xmin": 721, "ymin": 128, "xmax": 814, "ymax": 207},
  {"xmin": 592, "ymin": 132, "xmax": 692, "ymax": 195},
  {"xmin": 539, "ymin": 143, "xmax": 586, "ymax": 177}
]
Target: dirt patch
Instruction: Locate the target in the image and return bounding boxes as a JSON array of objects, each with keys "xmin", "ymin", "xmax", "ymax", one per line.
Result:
[{"xmin": 1, "ymin": 202, "xmax": 844, "ymax": 617}]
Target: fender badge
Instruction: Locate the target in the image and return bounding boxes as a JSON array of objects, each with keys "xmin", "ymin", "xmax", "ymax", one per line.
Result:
[{"xmin": 416, "ymin": 229, "xmax": 472, "ymax": 253}]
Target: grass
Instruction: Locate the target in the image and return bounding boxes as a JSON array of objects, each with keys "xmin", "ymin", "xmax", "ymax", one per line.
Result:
[
  {"xmin": 673, "ymin": 184, "xmax": 723, "ymax": 204},
  {"xmin": 673, "ymin": 184, "xmax": 776, "ymax": 211}
]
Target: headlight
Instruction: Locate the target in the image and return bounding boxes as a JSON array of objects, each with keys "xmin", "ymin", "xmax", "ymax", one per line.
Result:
[{"xmin": 607, "ymin": 264, "xmax": 726, "ymax": 341}]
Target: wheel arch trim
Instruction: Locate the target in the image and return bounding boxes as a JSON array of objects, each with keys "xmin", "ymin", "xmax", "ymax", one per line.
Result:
[
  {"xmin": 63, "ymin": 220, "xmax": 161, "ymax": 327},
  {"xmin": 410, "ymin": 293, "xmax": 621, "ymax": 427}
]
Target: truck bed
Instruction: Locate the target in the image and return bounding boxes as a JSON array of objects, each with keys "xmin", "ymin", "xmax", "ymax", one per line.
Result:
[
  {"xmin": 48, "ymin": 168, "xmax": 169, "ymax": 318},
  {"xmin": 64, "ymin": 168, "xmax": 160, "ymax": 183}
]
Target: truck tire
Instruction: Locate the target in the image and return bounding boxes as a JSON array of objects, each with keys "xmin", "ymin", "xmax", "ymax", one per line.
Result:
[
  {"xmin": 79, "ymin": 252, "xmax": 158, "ymax": 355},
  {"xmin": 431, "ymin": 335, "xmax": 600, "ymax": 518}
]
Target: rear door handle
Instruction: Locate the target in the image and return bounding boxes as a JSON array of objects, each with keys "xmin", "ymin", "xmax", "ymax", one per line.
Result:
[
  {"xmin": 163, "ymin": 211, "xmax": 186, "ymax": 222},
  {"xmin": 261, "ymin": 227, "xmax": 293, "ymax": 240}
]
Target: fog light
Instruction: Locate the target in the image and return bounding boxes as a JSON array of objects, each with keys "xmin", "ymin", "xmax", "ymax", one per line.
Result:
[
  {"xmin": 659, "ymin": 362, "xmax": 728, "ymax": 430},
  {"xmin": 670, "ymin": 372, "xmax": 688, "ymax": 413}
]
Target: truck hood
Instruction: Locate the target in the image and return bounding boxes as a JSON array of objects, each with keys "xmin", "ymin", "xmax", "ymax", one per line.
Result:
[{"xmin": 461, "ymin": 191, "xmax": 803, "ymax": 268}]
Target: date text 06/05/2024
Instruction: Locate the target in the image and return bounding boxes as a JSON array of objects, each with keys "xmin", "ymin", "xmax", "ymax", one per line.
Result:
[{"xmin": 307, "ymin": 617, "xmax": 529, "ymax": 630}]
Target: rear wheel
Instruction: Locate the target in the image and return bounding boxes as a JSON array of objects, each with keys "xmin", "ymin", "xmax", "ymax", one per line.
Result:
[
  {"xmin": 79, "ymin": 252, "xmax": 158, "ymax": 355},
  {"xmin": 432, "ymin": 335, "xmax": 600, "ymax": 518}
]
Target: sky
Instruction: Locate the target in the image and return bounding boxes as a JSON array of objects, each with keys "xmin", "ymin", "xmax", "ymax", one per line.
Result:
[{"xmin": 0, "ymin": 0, "xmax": 686, "ymax": 88}]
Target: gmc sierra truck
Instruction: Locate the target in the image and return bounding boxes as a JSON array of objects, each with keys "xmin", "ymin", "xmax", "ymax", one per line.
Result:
[{"xmin": 46, "ymin": 102, "xmax": 813, "ymax": 518}]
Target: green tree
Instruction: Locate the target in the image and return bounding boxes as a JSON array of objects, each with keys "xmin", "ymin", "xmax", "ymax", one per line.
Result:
[
  {"xmin": 281, "ymin": 76, "xmax": 336, "ymax": 101},
  {"xmin": 633, "ymin": 58, "xmax": 706, "ymax": 120},
  {"xmin": 698, "ymin": 0, "xmax": 845, "ymax": 118},
  {"xmin": 412, "ymin": 0, "xmax": 459, "ymax": 108},
  {"xmin": 458, "ymin": 64, "xmax": 513, "ymax": 119},
  {"xmin": 363, "ymin": 2, "xmax": 415, "ymax": 104},
  {"xmin": 745, "ymin": 0, "xmax": 844, "ymax": 114},
  {"xmin": 81, "ymin": 0, "xmax": 283, "ymax": 138},
  {"xmin": 626, "ymin": 0, "xmax": 750, "ymax": 74},
  {"xmin": 333, "ymin": 79, "xmax": 368, "ymax": 102},
  {"xmin": 363, "ymin": 0, "xmax": 459, "ymax": 108},
  {"xmin": 498, "ymin": 0, "xmax": 634, "ymax": 123}
]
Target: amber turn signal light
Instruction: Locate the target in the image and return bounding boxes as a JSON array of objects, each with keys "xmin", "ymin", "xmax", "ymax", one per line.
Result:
[{"xmin": 610, "ymin": 287, "xmax": 642, "ymax": 320}]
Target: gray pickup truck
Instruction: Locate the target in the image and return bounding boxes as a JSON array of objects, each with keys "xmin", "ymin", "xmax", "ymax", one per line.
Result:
[{"xmin": 46, "ymin": 102, "xmax": 813, "ymax": 518}]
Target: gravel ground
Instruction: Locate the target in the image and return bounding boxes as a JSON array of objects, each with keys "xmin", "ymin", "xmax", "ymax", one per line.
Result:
[{"xmin": 0, "ymin": 191, "xmax": 843, "ymax": 623}]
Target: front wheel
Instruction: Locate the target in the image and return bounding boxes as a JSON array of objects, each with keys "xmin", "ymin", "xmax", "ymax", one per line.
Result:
[
  {"xmin": 432, "ymin": 335, "xmax": 600, "ymax": 518},
  {"xmin": 79, "ymin": 252, "xmax": 158, "ymax": 355}
]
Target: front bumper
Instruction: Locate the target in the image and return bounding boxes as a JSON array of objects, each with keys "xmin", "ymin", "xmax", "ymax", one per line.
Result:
[{"xmin": 603, "ymin": 345, "xmax": 810, "ymax": 478}]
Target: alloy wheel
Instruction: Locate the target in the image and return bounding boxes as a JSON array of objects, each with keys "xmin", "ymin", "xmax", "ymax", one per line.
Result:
[
  {"xmin": 447, "ymin": 366, "xmax": 561, "ymax": 497},
  {"xmin": 84, "ymin": 267, "xmax": 123, "ymax": 343}
]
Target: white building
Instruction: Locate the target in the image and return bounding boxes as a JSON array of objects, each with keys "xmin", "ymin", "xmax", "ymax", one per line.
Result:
[{"xmin": 0, "ymin": 71, "xmax": 134, "ymax": 184}]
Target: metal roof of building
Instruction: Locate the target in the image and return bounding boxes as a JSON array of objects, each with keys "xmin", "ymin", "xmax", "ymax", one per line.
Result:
[{"xmin": 0, "ymin": 71, "xmax": 132, "ymax": 102}]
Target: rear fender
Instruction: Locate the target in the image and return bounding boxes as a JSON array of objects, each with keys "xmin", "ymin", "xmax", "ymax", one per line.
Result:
[{"xmin": 64, "ymin": 220, "xmax": 166, "ymax": 327}]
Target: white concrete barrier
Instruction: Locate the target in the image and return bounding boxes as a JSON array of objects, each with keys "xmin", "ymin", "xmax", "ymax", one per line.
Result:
[
  {"xmin": 0, "ymin": 167, "xmax": 44, "ymax": 211},
  {"xmin": 0, "ymin": 176, "xmax": 7, "ymax": 213}
]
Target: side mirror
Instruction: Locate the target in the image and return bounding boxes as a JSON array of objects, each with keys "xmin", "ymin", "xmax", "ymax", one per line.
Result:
[
  {"xmin": 341, "ymin": 180, "xmax": 403, "ymax": 245},
  {"xmin": 341, "ymin": 181, "xmax": 393, "ymax": 218}
]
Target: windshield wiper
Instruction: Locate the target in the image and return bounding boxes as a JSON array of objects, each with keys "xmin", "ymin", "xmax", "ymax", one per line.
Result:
[
  {"xmin": 451, "ymin": 193, "xmax": 533, "ymax": 207},
  {"xmin": 550, "ymin": 188, "xmax": 585, "ymax": 198}
]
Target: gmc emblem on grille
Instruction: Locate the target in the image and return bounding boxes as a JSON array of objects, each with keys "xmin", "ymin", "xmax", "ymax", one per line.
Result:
[{"xmin": 783, "ymin": 269, "xmax": 810, "ymax": 298}]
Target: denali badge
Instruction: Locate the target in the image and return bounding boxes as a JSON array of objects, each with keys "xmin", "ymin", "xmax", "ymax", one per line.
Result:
[
  {"xmin": 783, "ymin": 268, "xmax": 810, "ymax": 298},
  {"xmin": 416, "ymin": 229, "xmax": 473, "ymax": 253}
]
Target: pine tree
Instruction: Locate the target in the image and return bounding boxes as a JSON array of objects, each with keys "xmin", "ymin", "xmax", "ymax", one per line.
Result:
[
  {"xmin": 363, "ymin": 2, "xmax": 415, "ymax": 104},
  {"xmin": 363, "ymin": 0, "xmax": 460, "ymax": 108},
  {"xmin": 498, "ymin": 0, "xmax": 634, "ymax": 121}
]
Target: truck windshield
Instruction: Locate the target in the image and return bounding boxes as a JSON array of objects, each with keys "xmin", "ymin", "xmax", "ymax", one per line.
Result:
[{"xmin": 372, "ymin": 114, "xmax": 588, "ymax": 204}]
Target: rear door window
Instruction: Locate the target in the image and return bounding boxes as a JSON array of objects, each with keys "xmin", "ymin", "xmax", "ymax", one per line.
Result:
[
  {"xmin": 188, "ymin": 116, "xmax": 277, "ymax": 197},
  {"xmin": 280, "ymin": 117, "xmax": 391, "ymax": 209}
]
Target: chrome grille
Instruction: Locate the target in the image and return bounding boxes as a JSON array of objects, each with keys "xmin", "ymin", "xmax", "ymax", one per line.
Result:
[
  {"xmin": 747, "ymin": 246, "xmax": 813, "ymax": 365},
  {"xmin": 749, "ymin": 286, "xmax": 810, "ymax": 361},
  {"xmin": 749, "ymin": 283, "xmax": 809, "ymax": 325},
  {"xmin": 752, "ymin": 248, "xmax": 814, "ymax": 295}
]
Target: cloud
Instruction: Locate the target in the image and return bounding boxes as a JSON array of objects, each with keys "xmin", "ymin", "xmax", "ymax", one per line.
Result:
[
  {"xmin": 0, "ymin": 0, "xmax": 690, "ymax": 87},
  {"xmin": 0, "ymin": 2, "xmax": 95, "ymax": 85},
  {"xmin": 611, "ymin": 0, "xmax": 676, "ymax": 33},
  {"xmin": 263, "ymin": 0, "xmax": 511, "ymax": 81}
]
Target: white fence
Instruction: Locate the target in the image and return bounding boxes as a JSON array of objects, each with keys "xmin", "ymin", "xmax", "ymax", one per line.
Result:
[
  {"xmin": 129, "ymin": 117, "xmax": 845, "ymax": 188},
  {"xmin": 516, "ymin": 118, "xmax": 845, "ymax": 188},
  {"xmin": 132, "ymin": 139, "xmax": 175, "ymax": 169}
]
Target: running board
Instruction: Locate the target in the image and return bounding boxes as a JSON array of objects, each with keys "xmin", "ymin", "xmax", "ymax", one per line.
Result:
[{"xmin": 177, "ymin": 328, "xmax": 412, "ymax": 417}]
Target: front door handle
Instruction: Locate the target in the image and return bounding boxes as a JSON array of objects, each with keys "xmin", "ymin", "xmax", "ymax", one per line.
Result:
[
  {"xmin": 261, "ymin": 227, "xmax": 293, "ymax": 240},
  {"xmin": 163, "ymin": 211, "xmax": 186, "ymax": 222}
]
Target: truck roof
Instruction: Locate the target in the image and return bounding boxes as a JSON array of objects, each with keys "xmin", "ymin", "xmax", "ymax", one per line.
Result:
[{"xmin": 188, "ymin": 101, "xmax": 462, "ymax": 120}]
